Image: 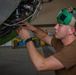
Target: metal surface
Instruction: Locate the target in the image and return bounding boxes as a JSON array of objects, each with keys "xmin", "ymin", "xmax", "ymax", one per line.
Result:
[
  {"xmin": 0, "ymin": 0, "xmax": 21, "ymax": 25},
  {"xmin": 0, "ymin": 0, "xmax": 43, "ymax": 45}
]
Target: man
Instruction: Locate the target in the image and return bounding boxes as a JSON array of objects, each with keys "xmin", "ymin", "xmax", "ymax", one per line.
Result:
[{"xmin": 17, "ymin": 7, "xmax": 76, "ymax": 75}]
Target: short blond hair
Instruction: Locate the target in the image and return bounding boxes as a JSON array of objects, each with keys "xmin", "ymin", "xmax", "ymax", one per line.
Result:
[{"xmin": 67, "ymin": 7, "xmax": 76, "ymax": 35}]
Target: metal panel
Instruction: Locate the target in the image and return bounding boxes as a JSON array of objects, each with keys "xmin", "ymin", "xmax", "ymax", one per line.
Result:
[{"xmin": 0, "ymin": 0, "xmax": 21, "ymax": 25}]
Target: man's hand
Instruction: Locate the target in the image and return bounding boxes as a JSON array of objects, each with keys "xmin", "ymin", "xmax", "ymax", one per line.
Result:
[
  {"xmin": 17, "ymin": 26, "xmax": 31, "ymax": 40},
  {"xmin": 23, "ymin": 21, "xmax": 38, "ymax": 32}
]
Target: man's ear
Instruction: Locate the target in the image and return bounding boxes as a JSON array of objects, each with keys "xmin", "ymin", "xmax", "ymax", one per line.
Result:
[{"xmin": 69, "ymin": 27, "xmax": 75, "ymax": 35}]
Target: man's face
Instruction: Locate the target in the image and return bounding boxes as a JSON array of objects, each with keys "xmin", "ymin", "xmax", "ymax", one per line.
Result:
[{"xmin": 54, "ymin": 23, "xmax": 70, "ymax": 39}]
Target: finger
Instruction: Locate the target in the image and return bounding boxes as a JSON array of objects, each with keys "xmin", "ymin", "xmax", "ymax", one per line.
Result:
[
  {"xmin": 16, "ymin": 26, "xmax": 22, "ymax": 33},
  {"xmin": 16, "ymin": 29, "xmax": 21, "ymax": 35},
  {"xmin": 18, "ymin": 26, "xmax": 24, "ymax": 31},
  {"xmin": 16, "ymin": 29, "xmax": 18, "ymax": 33},
  {"xmin": 19, "ymin": 25, "xmax": 28, "ymax": 30},
  {"xmin": 19, "ymin": 26, "xmax": 24, "ymax": 28},
  {"xmin": 16, "ymin": 27, "xmax": 20, "ymax": 32},
  {"xmin": 23, "ymin": 21, "xmax": 30, "ymax": 26}
]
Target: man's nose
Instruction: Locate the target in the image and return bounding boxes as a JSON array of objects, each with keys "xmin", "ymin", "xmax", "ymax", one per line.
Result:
[{"xmin": 54, "ymin": 24, "xmax": 59, "ymax": 29}]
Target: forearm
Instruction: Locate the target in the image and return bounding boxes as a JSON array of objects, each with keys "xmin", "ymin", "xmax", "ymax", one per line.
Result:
[
  {"xmin": 33, "ymin": 27, "xmax": 53, "ymax": 45},
  {"xmin": 33, "ymin": 27, "xmax": 48, "ymax": 41},
  {"xmin": 26, "ymin": 41, "xmax": 64, "ymax": 71},
  {"xmin": 26, "ymin": 41, "xmax": 44, "ymax": 70}
]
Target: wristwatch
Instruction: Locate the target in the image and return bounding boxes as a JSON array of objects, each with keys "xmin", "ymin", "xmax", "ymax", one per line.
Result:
[{"xmin": 25, "ymin": 37, "xmax": 32, "ymax": 44}]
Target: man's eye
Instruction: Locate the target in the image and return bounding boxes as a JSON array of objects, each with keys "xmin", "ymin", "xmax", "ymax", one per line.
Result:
[{"xmin": 59, "ymin": 24, "xmax": 62, "ymax": 27}]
